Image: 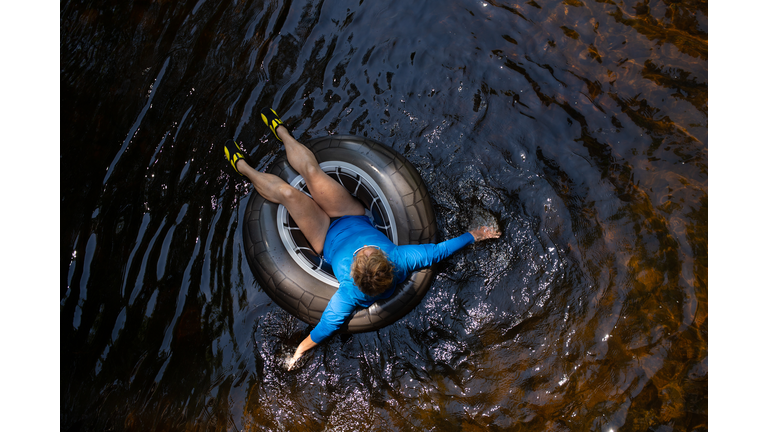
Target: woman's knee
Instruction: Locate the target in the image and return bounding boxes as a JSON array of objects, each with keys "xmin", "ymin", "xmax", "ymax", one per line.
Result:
[
  {"xmin": 302, "ymin": 164, "xmax": 324, "ymax": 182},
  {"xmin": 277, "ymin": 184, "xmax": 303, "ymax": 204}
]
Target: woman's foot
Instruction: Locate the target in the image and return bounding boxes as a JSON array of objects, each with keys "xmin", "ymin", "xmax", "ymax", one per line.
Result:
[
  {"xmin": 260, "ymin": 107, "xmax": 286, "ymax": 142},
  {"xmin": 224, "ymin": 139, "xmax": 246, "ymax": 176}
]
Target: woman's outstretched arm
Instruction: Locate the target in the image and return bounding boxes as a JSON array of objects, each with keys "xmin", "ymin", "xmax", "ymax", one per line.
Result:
[{"xmin": 395, "ymin": 225, "xmax": 501, "ymax": 271}]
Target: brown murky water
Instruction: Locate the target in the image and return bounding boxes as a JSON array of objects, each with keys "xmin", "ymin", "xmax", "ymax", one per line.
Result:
[{"xmin": 61, "ymin": 0, "xmax": 707, "ymax": 430}]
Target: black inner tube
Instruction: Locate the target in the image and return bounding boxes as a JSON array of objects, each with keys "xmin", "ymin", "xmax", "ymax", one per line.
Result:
[{"xmin": 243, "ymin": 135, "xmax": 437, "ymax": 333}]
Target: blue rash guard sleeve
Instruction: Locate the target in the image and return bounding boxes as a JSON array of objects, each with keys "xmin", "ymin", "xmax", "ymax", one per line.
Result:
[
  {"xmin": 395, "ymin": 232, "xmax": 475, "ymax": 272},
  {"xmin": 310, "ymin": 284, "xmax": 357, "ymax": 344}
]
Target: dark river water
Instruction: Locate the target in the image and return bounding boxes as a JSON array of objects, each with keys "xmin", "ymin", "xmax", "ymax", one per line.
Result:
[{"xmin": 60, "ymin": 0, "xmax": 707, "ymax": 430}]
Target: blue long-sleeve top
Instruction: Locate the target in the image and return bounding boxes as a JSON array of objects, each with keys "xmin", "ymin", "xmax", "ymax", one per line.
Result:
[{"xmin": 310, "ymin": 215, "xmax": 475, "ymax": 343}]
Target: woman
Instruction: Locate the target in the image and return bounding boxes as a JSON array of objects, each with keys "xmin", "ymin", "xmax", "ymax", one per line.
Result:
[{"xmin": 225, "ymin": 108, "xmax": 500, "ymax": 370}]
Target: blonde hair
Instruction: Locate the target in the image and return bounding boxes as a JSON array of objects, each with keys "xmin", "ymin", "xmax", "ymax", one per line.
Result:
[{"xmin": 351, "ymin": 248, "xmax": 394, "ymax": 296}]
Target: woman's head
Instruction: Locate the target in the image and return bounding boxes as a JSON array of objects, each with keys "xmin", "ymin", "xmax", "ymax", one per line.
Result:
[{"xmin": 351, "ymin": 247, "xmax": 394, "ymax": 296}]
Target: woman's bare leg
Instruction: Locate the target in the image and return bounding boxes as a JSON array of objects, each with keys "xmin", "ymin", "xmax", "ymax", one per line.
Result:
[
  {"xmin": 236, "ymin": 159, "xmax": 330, "ymax": 253},
  {"xmin": 276, "ymin": 126, "xmax": 365, "ymax": 217}
]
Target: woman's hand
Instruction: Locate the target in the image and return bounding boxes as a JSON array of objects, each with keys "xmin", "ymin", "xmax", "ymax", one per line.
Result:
[
  {"xmin": 287, "ymin": 335, "xmax": 318, "ymax": 370},
  {"xmin": 469, "ymin": 225, "xmax": 501, "ymax": 242},
  {"xmin": 287, "ymin": 352, "xmax": 302, "ymax": 371}
]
